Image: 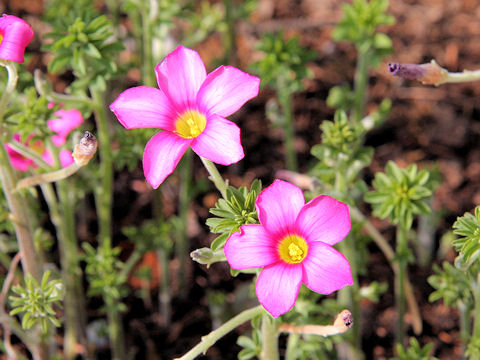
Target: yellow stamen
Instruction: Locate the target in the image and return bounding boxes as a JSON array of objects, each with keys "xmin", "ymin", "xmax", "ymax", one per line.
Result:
[
  {"xmin": 175, "ymin": 110, "xmax": 206, "ymax": 139},
  {"xmin": 278, "ymin": 234, "xmax": 308, "ymax": 264}
]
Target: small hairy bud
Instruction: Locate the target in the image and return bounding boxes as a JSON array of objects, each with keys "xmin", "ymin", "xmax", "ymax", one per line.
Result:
[
  {"xmin": 73, "ymin": 131, "xmax": 98, "ymax": 166},
  {"xmin": 388, "ymin": 60, "xmax": 448, "ymax": 85}
]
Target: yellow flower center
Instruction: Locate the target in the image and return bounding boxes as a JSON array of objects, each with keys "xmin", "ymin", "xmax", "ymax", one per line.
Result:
[
  {"xmin": 278, "ymin": 234, "xmax": 308, "ymax": 264},
  {"xmin": 174, "ymin": 110, "xmax": 206, "ymax": 139}
]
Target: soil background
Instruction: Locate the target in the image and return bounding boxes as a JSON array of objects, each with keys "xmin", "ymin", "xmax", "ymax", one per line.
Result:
[{"xmin": 2, "ymin": 0, "xmax": 480, "ymax": 359}]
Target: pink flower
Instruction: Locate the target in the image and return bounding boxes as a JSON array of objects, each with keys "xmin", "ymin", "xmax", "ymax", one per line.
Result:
[
  {"xmin": 224, "ymin": 180, "xmax": 353, "ymax": 318},
  {"xmin": 110, "ymin": 46, "xmax": 260, "ymax": 189},
  {"xmin": 6, "ymin": 106, "xmax": 83, "ymax": 171},
  {"xmin": 47, "ymin": 108, "xmax": 84, "ymax": 146},
  {"xmin": 0, "ymin": 14, "xmax": 34, "ymax": 63}
]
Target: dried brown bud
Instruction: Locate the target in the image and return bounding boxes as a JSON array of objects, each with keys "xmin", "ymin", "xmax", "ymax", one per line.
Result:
[
  {"xmin": 388, "ymin": 60, "xmax": 448, "ymax": 85},
  {"xmin": 73, "ymin": 131, "xmax": 97, "ymax": 166}
]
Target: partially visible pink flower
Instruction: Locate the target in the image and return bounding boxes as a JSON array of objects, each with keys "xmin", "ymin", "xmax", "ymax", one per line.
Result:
[
  {"xmin": 5, "ymin": 134, "xmax": 36, "ymax": 171},
  {"xmin": 110, "ymin": 45, "xmax": 260, "ymax": 189},
  {"xmin": 47, "ymin": 108, "xmax": 84, "ymax": 146},
  {"xmin": 0, "ymin": 14, "xmax": 34, "ymax": 63},
  {"xmin": 6, "ymin": 105, "xmax": 83, "ymax": 171},
  {"xmin": 224, "ymin": 180, "xmax": 353, "ymax": 318}
]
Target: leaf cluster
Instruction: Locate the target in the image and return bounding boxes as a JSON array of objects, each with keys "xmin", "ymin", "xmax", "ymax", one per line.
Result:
[
  {"xmin": 332, "ymin": 0, "xmax": 394, "ymax": 67},
  {"xmin": 82, "ymin": 243, "xmax": 127, "ymax": 311},
  {"xmin": 428, "ymin": 261, "xmax": 473, "ymax": 307},
  {"xmin": 310, "ymin": 110, "xmax": 373, "ymax": 192},
  {"xmin": 391, "ymin": 337, "xmax": 438, "ymax": 360},
  {"xmin": 122, "ymin": 218, "xmax": 174, "ymax": 254},
  {"xmin": 5, "ymin": 87, "xmax": 56, "ymax": 142},
  {"xmin": 44, "ymin": 7, "xmax": 123, "ymax": 92},
  {"xmin": 250, "ymin": 31, "xmax": 316, "ymax": 93},
  {"xmin": 206, "ymin": 180, "xmax": 261, "ymax": 252},
  {"xmin": 237, "ymin": 314, "xmax": 262, "ymax": 360},
  {"xmin": 9, "ymin": 270, "xmax": 63, "ymax": 334},
  {"xmin": 452, "ymin": 206, "xmax": 480, "ymax": 265},
  {"xmin": 365, "ymin": 161, "xmax": 433, "ymax": 229}
]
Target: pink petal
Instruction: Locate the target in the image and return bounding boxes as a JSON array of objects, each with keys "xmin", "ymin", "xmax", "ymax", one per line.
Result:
[
  {"xmin": 155, "ymin": 46, "xmax": 207, "ymax": 110},
  {"xmin": 256, "ymin": 180, "xmax": 305, "ymax": 237},
  {"xmin": 224, "ymin": 224, "xmax": 279, "ymax": 270},
  {"xmin": 197, "ymin": 66, "xmax": 260, "ymax": 117},
  {"xmin": 302, "ymin": 241, "xmax": 353, "ymax": 294},
  {"xmin": 0, "ymin": 15, "xmax": 34, "ymax": 63},
  {"xmin": 190, "ymin": 114, "xmax": 244, "ymax": 165},
  {"xmin": 110, "ymin": 86, "xmax": 176, "ymax": 131},
  {"xmin": 143, "ymin": 131, "xmax": 191, "ymax": 189},
  {"xmin": 5, "ymin": 144, "xmax": 32, "ymax": 171},
  {"xmin": 42, "ymin": 150, "xmax": 54, "ymax": 166},
  {"xmin": 59, "ymin": 150, "xmax": 74, "ymax": 168},
  {"xmin": 256, "ymin": 263, "xmax": 303, "ymax": 318},
  {"xmin": 47, "ymin": 108, "xmax": 84, "ymax": 146},
  {"xmin": 295, "ymin": 195, "xmax": 351, "ymax": 245}
]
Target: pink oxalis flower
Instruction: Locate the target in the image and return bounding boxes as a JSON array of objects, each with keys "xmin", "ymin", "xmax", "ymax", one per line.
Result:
[
  {"xmin": 224, "ymin": 180, "xmax": 353, "ymax": 318},
  {"xmin": 0, "ymin": 14, "xmax": 34, "ymax": 63},
  {"xmin": 110, "ymin": 46, "xmax": 260, "ymax": 189},
  {"xmin": 5, "ymin": 107, "xmax": 84, "ymax": 171}
]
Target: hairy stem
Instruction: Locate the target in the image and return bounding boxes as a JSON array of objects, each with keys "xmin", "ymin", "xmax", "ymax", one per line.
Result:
[
  {"xmin": 352, "ymin": 46, "xmax": 369, "ymax": 124},
  {"xmin": 260, "ymin": 314, "xmax": 279, "ymax": 360},
  {"xmin": 174, "ymin": 305, "xmax": 263, "ymax": 360},
  {"xmin": 200, "ymin": 156, "xmax": 228, "ymax": 199},
  {"xmin": 394, "ymin": 225, "xmax": 408, "ymax": 348}
]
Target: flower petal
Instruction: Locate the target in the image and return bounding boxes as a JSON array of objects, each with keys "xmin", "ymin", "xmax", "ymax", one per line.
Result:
[
  {"xmin": 47, "ymin": 108, "xmax": 84, "ymax": 146},
  {"xmin": 302, "ymin": 241, "xmax": 353, "ymax": 294},
  {"xmin": 0, "ymin": 15, "xmax": 34, "ymax": 63},
  {"xmin": 59, "ymin": 150, "xmax": 74, "ymax": 168},
  {"xmin": 5, "ymin": 144, "xmax": 32, "ymax": 171},
  {"xmin": 155, "ymin": 46, "xmax": 207, "ymax": 110},
  {"xmin": 295, "ymin": 195, "xmax": 351, "ymax": 245},
  {"xmin": 110, "ymin": 86, "xmax": 176, "ymax": 131},
  {"xmin": 143, "ymin": 131, "xmax": 191, "ymax": 189},
  {"xmin": 256, "ymin": 180, "xmax": 305, "ymax": 237},
  {"xmin": 191, "ymin": 114, "xmax": 244, "ymax": 165},
  {"xmin": 224, "ymin": 225, "xmax": 279, "ymax": 270},
  {"xmin": 197, "ymin": 66, "xmax": 260, "ymax": 117},
  {"xmin": 256, "ymin": 263, "xmax": 303, "ymax": 318}
]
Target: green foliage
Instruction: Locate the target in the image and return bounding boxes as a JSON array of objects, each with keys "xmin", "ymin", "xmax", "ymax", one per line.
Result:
[
  {"xmin": 83, "ymin": 243, "xmax": 127, "ymax": 311},
  {"xmin": 332, "ymin": 0, "xmax": 394, "ymax": 66},
  {"xmin": 123, "ymin": 218, "xmax": 174, "ymax": 253},
  {"xmin": 391, "ymin": 337, "xmax": 438, "ymax": 360},
  {"xmin": 44, "ymin": 6, "xmax": 123, "ymax": 92},
  {"xmin": 113, "ymin": 128, "xmax": 156, "ymax": 171},
  {"xmin": 9, "ymin": 271, "xmax": 63, "ymax": 334},
  {"xmin": 5, "ymin": 87, "xmax": 56, "ymax": 142},
  {"xmin": 365, "ymin": 161, "xmax": 433, "ymax": 229},
  {"xmin": 206, "ymin": 180, "xmax": 261, "ymax": 251},
  {"xmin": 237, "ymin": 314, "xmax": 262, "ymax": 360},
  {"xmin": 310, "ymin": 110, "xmax": 373, "ymax": 192},
  {"xmin": 428, "ymin": 261, "xmax": 473, "ymax": 307},
  {"xmin": 466, "ymin": 336, "xmax": 480, "ymax": 359},
  {"xmin": 250, "ymin": 31, "xmax": 316, "ymax": 94},
  {"xmin": 452, "ymin": 206, "xmax": 480, "ymax": 265}
]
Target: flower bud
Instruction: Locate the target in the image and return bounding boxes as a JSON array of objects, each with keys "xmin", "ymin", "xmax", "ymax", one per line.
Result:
[
  {"xmin": 73, "ymin": 131, "xmax": 97, "ymax": 166},
  {"xmin": 388, "ymin": 60, "xmax": 448, "ymax": 85}
]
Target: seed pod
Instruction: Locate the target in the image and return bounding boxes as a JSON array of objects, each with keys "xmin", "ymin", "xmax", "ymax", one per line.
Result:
[{"xmin": 73, "ymin": 131, "xmax": 97, "ymax": 166}]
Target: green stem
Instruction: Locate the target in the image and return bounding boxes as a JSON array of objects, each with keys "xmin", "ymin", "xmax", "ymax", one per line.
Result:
[
  {"xmin": 260, "ymin": 314, "xmax": 279, "ymax": 360},
  {"xmin": 445, "ymin": 69, "xmax": 480, "ymax": 83},
  {"xmin": 200, "ymin": 156, "xmax": 228, "ymax": 199},
  {"xmin": 119, "ymin": 249, "xmax": 144, "ymax": 281},
  {"xmin": 223, "ymin": 0, "xmax": 237, "ymax": 66},
  {"xmin": 0, "ymin": 62, "xmax": 41, "ymax": 281},
  {"xmin": 90, "ymin": 86, "xmax": 113, "ymax": 248},
  {"xmin": 473, "ymin": 274, "xmax": 480, "ymax": 340},
  {"xmin": 277, "ymin": 87, "xmax": 297, "ymax": 171},
  {"xmin": 458, "ymin": 300, "xmax": 470, "ymax": 359},
  {"xmin": 174, "ymin": 305, "xmax": 263, "ymax": 360},
  {"xmin": 285, "ymin": 333, "xmax": 299, "ymax": 360},
  {"xmin": 394, "ymin": 225, "xmax": 408, "ymax": 349},
  {"xmin": 177, "ymin": 151, "xmax": 192, "ymax": 296},
  {"xmin": 352, "ymin": 45, "xmax": 370, "ymax": 124},
  {"xmin": 157, "ymin": 248, "xmax": 171, "ymax": 326},
  {"xmin": 106, "ymin": 306, "xmax": 127, "ymax": 360},
  {"xmin": 141, "ymin": 0, "xmax": 155, "ymax": 88}
]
